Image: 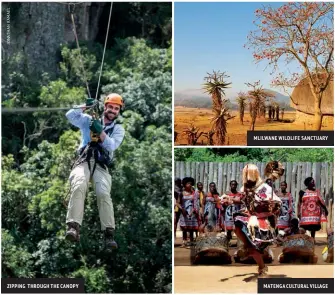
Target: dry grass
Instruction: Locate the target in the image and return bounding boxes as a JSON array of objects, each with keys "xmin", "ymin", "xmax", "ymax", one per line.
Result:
[{"xmin": 174, "ymin": 107, "xmax": 334, "ymax": 146}]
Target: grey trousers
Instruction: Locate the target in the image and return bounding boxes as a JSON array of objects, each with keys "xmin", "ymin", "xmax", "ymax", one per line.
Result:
[{"xmin": 66, "ymin": 159, "xmax": 115, "ymax": 230}]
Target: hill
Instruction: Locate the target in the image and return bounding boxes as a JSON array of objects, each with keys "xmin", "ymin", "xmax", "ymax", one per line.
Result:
[{"xmin": 175, "ymin": 89, "xmax": 294, "ymax": 110}]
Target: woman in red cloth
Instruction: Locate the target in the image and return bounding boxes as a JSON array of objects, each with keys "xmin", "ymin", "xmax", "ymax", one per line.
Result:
[{"xmin": 298, "ymin": 177, "xmax": 328, "ymax": 242}]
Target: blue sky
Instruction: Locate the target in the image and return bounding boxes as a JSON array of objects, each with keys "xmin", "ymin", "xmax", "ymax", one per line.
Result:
[{"xmin": 174, "ymin": 2, "xmax": 298, "ymax": 97}]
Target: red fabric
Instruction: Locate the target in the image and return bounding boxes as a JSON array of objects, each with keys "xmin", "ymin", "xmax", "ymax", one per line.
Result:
[
  {"xmin": 227, "ymin": 192, "xmax": 243, "ymax": 203},
  {"xmin": 300, "ymin": 190, "xmax": 327, "ymax": 226},
  {"xmin": 258, "ymin": 217, "xmax": 270, "ymax": 230}
]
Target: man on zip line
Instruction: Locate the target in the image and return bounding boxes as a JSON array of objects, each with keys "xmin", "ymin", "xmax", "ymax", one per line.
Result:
[{"xmin": 65, "ymin": 93, "xmax": 125, "ymax": 252}]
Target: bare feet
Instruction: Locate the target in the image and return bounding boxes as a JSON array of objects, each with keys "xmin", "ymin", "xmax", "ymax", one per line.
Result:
[{"xmin": 258, "ymin": 266, "xmax": 269, "ymax": 277}]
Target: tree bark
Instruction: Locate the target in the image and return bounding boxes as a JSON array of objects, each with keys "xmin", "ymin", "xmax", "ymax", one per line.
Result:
[
  {"xmin": 240, "ymin": 108, "xmax": 244, "ymax": 125},
  {"xmin": 314, "ymin": 94, "xmax": 323, "ymax": 131},
  {"xmin": 305, "ymin": 72, "xmax": 325, "ymax": 131}
]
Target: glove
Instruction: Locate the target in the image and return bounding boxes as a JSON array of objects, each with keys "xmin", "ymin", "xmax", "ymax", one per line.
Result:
[
  {"xmin": 73, "ymin": 98, "xmax": 95, "ymax": 110},
  {"xmin": 89, "ymin": 119, "xmax": 103, "ymax": 135},
  {"xmin": 86, "ymin": 98, "xmax": 95, "ymax": 107}
]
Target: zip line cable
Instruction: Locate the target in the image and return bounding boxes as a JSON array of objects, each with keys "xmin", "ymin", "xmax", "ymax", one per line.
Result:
[
  {"xmin": 69, "ymin": 3, "xmax": 92, "ymax": 98},
  {"xmin": 2, "ymin": 106, "xmax": 79, "ymax": 114},
  {"xmin": 2, "ymin": 2, "xmax": 114, "ymax": 114},
  {"xmin": 95, "ymin": 2, "xmax": 113, "ymax": 101},
  {"xmin": 56, "ymin": 2, "xmax": 82, "ymax": 5}
]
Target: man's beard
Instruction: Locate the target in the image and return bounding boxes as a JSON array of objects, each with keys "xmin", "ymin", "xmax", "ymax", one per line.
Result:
[{"xmin": 104, "ymin": 111, "xmax": 117, "ymax": 121}]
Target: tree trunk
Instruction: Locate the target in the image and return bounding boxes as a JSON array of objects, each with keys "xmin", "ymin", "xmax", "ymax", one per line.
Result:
[
  {"xmin": 249, "ymin": 103, "xmax": 255, "ymax": 130},
  {"xmin": 276, "ymin": 108, "xmax": 279, "ymax": 121},
  {"xmin": 240, "ymin": 107, "xmax": 244, "ymax": 125},
  {"xmin": 314, "ymin": 95, "xmax": 323, "ymax": 131},
  {"xmin": 250, "ymin": 111, "xmax": 256, "ymax": 131},
  {"xmin": 305, "ymin": 72, "xmax": 325, "ymax": 131}
]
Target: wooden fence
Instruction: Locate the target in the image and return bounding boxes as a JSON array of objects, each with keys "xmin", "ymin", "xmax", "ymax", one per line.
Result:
[{"xmin": 175, "ymin": 161, "xmax": 334, "ymax": 228}]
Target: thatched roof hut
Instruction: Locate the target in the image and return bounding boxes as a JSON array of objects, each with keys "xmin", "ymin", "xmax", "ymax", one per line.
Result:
[{"xmin": 290, "ymin": 75, "xmax": 334, "ymax": 115}]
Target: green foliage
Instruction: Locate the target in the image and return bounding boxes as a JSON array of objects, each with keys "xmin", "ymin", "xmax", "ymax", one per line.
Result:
[
  {"xmin": 2, "ymin": 9, "xmax": 172, "ymax": 290},
  {"xmin": 59, "ymin": 46, "xmax": 99, "ymax": 89},
  {"xmin": 71, "ymin": 262, "xmax": 110, "ymax": 293},
  {"xmin": 102, "ymin": 38, "xmax": 172, "ymax": 127},
  {"xmin": 1, "ymin": 230, "xmax": 35, "ymax": 278},
  {"xmin": 1, "ymin": 154, "xmax": 38, "ymax": 231},
  {"xmin": 107, "ymin": 2, "xmax": 172, "ymax": 48},
  {"xmin": 175, "ymin": 148, "xmax": 334, "ymax": 163}
]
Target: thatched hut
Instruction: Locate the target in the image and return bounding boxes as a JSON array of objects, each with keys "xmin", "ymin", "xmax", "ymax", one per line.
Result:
[{"xmin": 290, "ymin": 75, "xmax": 334, "ymax": 125}]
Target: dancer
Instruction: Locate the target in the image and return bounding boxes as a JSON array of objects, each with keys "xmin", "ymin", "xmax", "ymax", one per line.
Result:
[
  {"xmin": 298, "ymin": 177, "xmax": 328, "ymax": 242},
  {"xmin": 222, "ymin": 180, "xmax": 243, "ymax": 240},
  {"xmin": 233, "ymin": 164, "xmax": 281, "ymax": 276},
  {"xmin": 174, "ymin": 178, "xmax": 182, "ymax": 238},
  {"xmin": 195, "ymin": 182, "xmax": 206, "ymax": 223},
  {"xmin": 277, "ymin": 181, "xmax": 295, "ymax": 230},
  {"xmin": 202, "ymin": 182, "xmax": 221, "ymax": 232},
  {"xmin": 177, "ymin": 177, "xmax": 199, "ymax": 247}
]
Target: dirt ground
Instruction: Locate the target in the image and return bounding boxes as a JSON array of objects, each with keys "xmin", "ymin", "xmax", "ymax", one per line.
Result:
[
  {"xmin": 174, "ymin": 234, "xmax": 334, "ymax": 293},
  {"xmin": 174, "ymin": 107, "xmax": 333, "ymax": 146},
  {"xmin": 174, "ymin": 265, "xmax": 334, "ymax": 293}
]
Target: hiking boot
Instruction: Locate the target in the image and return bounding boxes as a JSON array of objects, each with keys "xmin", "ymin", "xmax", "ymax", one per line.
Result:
[
  {"xmin": 65, "ymin": 222, "xmax": 80, "ymax": 242},
  {"xmin": 105, "ymin": 228, "xmax": 118, "ymax": 251}
]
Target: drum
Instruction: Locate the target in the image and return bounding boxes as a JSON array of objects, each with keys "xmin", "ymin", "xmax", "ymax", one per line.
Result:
[
  {"xmin": 328, "ymin": 229, "xmax": 334, "ymax": 249},
  {"xmin": 282, "ymin": 234, "xmax": 314, "ymax": 256},
  {"xmin": 193, "ymin": 233, "xmax": 232, "ymax": 264}
]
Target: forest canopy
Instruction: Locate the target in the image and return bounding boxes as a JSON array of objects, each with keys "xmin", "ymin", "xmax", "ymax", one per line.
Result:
[
  {"xmin": 2, "ymin": 2, "xmax": 172, "ymax": 293},
  {"xmin": 174, "ymin": 148, "xmax": 334, "ymax": 163}
]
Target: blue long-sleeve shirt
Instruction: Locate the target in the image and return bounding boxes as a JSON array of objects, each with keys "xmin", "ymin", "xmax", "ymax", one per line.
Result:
[{"xmin": 66, "ymin": 108, "xmax": 125, "ymax": 160}]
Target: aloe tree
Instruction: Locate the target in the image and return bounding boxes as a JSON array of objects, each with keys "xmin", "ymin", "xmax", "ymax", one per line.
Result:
[
  {"xmin": 183, "ymin": 123, "xmax": 203, "ymax": 145},
  {"xmin": 273, "ymin": 102, "xmax": 280, "ymax": 121},
  {"xmin": 203, "ymin": 129, "xmax": 215, "ymax": 145},
  {"xmin": 203, "ymin": 70, "xmax": 232, "ymax": 112},
  {"xmin": 246, "ymin": 81, "xmax": 275, "ymax": 130},
  {"xmin": 211, "ymin": 99, "xmax": 235, "ymax": 145},
  {"xmin": 259, "ymin": 102, "xmax": 266, "ymax": 118},
  {"xmin": 236, "ymin": 92, "xmax": 247, "ymax": 125}
]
